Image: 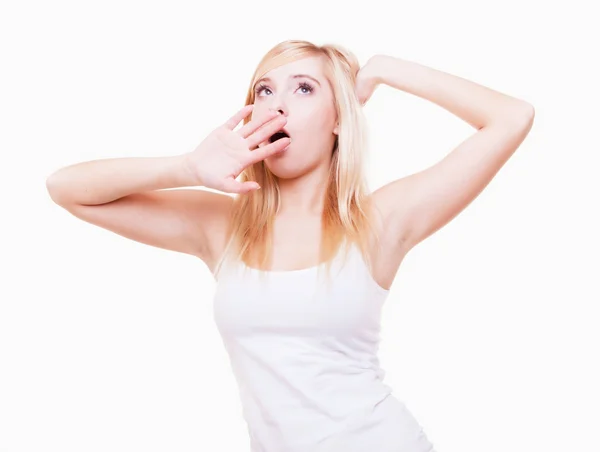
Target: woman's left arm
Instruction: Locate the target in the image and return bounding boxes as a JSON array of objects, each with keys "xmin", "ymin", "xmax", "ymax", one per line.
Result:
[{"xmin": 366, "ymin": 55, "xmax": 535, "ymax": 252}]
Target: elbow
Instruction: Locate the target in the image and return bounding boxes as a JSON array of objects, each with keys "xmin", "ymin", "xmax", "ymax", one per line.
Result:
[
  {"xmin": 520, "ymin": 102, "xmax": 535, "ymax": 122},
  {"xmin": 518, "ymin": 102, "xmax": 535, "ymax": 133},
  {"xmin": 491, "ymin": 101, "xmax": 535, "ymax": 130},
  {"xmin": 46, "ymin": 173, "xmax": 68, "ymax": 205},
  {"xmin": 514, "ymin": 100, "xmax": 535, "ymax": 124}
]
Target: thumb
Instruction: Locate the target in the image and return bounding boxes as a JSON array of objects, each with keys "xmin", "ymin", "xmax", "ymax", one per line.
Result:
[{"xmin": 221, "ymin": 178, "xmax": 260, "ymax": 194}]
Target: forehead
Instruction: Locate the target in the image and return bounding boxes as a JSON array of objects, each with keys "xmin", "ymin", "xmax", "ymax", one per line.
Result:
[{"xmin": 258, "ymin": 56, "xmax": 327, "ymax": 84}]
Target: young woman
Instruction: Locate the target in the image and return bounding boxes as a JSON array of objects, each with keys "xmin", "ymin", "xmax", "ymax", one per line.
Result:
[{"xmin": 46, "ymin": 40, "xmax": 534, "ymax": 451}]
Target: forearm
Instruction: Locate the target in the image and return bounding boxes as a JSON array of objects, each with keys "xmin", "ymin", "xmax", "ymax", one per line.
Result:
[
  {"xmin": 46, "ymin": 154, "xmax": 196, "ymax": 206},
  {"xmin": 372, "ymin": 55, "xmax": 533, "ymax": 129}
]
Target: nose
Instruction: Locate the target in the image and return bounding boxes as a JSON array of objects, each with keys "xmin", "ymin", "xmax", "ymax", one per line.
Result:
[
  {"xmin": 270, "ymin": 107, "xmax": 286, "ymax": 117},
  {"xmin": 267, "ymin": 98, "xmax": 286, "ymax": 116}
]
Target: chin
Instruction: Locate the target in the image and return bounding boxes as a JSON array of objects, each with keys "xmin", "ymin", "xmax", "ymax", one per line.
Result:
[{"xmin": 265, "ymin": 158, "xmax": 307, "ymax": 180}]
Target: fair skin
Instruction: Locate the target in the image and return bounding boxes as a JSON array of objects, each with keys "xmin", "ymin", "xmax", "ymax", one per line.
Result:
[
  {"xmin": 253, "ymin": 56, "xmax": 339, "ymax": 216},
  {"xmin": 243, "ymin": 56, "xmax": 344, "ymax": 274},
  {"xmin": 205, "ymin": 55, "xmax": 534, "ymax": 288},
  {"xmin": 48, "ymin": 53, "xmax": 533, "ymax": 291}
]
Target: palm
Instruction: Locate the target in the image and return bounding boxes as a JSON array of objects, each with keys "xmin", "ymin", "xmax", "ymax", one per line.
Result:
[
  {"xmin": 187, "ymin": 105, "xmax": 290, "ymax": 194},
  {"xmin": 203, "ymin": 127, "xmax": 254, "ymax": 186}
]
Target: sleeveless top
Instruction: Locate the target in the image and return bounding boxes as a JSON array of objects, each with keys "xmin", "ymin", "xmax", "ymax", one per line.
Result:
[{"xmin": 212, "ymin": 243, "xmax": 411, "ymax": 452}]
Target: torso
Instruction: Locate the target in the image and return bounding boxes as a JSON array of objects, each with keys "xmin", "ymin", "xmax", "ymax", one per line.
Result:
[{"xmin": 203, "ymin": 195, "xmax": 408, "ymax": 291}]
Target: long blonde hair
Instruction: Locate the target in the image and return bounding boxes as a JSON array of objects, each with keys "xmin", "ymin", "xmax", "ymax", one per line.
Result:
[{"xmin": 216, "ymin": 40, "xmax": 381, "ymax": 282}]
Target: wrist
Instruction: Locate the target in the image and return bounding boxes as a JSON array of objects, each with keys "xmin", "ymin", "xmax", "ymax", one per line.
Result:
[
  {"xmin": 369, "ymin": 54, "xmax": 390, "ymax": 86},
  {"xmin": 177, "ymin": 153, "xmax": 204, "ymax": 187},
  {"xmin": 371, "ymin": 54, "xmax": 408, "ymax": 87}
]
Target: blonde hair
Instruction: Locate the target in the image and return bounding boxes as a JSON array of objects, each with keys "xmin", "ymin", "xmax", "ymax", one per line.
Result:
[{"xmin": 216, "ymin": 40, "xmax": 381, "ymax": 284}]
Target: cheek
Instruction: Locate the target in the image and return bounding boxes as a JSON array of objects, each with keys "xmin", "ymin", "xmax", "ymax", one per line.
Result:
[
  {"xmin": 313, "ymin": 105, "xmax": 337, "ymax": 128},
  {"xmin": 298, "ymin": 107, "xmax": 335, "ymax": 134}
]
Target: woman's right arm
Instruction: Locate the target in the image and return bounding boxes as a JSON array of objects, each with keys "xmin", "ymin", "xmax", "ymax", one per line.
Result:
[
  {"xmin": 45, "ymin": 154, "xmax": 232, "ymax": 267},
  {"xmin": 45, "ymin": 105, "xmax": 290, "ymax": 267},
  {"xmin": 46, "ymin": 154, "xmax": 200, "ymax": 206}
]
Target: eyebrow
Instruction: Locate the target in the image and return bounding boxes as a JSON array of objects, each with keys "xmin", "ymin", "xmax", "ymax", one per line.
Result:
[{"xmin": 254, "ymin": 74, "xmax": 322, "ymax": 88}]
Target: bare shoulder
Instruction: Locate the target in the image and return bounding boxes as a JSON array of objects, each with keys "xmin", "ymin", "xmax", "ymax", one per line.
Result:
[{"xmin": 363, "ymin": 193, "xmax": 411, "ymax": 290}]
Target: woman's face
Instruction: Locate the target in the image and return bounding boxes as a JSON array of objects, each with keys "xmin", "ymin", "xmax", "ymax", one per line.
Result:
[{"xmin": 254, "ymin": 56, "xmax": 339, "ymax": 179}]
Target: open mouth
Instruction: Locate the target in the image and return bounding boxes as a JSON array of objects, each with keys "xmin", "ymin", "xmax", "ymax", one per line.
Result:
[{"xmin": 269, "ymin": 129, "xmax": 290, "ymax": 143}]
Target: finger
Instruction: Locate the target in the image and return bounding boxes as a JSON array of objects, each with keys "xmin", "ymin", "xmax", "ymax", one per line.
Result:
[
  {"xmin": 221, "ymin": 177, "xmax": 260, "ymax": 194},
  {"xmin": 223, "ymin": 104, "xmax": 254, "ymax": 131},
  {"xmin": 245, "ymin": 115, "xmax": 287, "ymax": 149},
  {"xmin": 237, "ymin": 109, "xmax": 281, "ymax": 139},
  {"xmin": 248, "ymin": 136, "xmax": 291, "ymax": 164}
]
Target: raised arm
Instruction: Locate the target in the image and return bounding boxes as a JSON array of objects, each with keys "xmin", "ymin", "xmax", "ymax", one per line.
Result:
[
  {"xmin": 366, "ymin": 55, "xmax": 535, "ymax": 252},
  {"xmin": 46, "ymin": 104, "xmax": 292, "ymax": 269}
]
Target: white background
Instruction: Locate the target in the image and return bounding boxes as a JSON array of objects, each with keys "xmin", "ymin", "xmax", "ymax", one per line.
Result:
[{"xmin": 2, "ymin": 1, "xmax": 598, "ymax": 451}]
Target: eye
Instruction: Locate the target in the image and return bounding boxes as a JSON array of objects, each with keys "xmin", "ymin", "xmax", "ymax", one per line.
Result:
[
  {"xmin": 255, "ymin": 83, "xmax": 271, "ymax": 96},
  {"xmin": 255, "ymin": 81, "xmax": 314, "ymax": 97},
  {"xmin": 297, "ymin": 82, "xmax": 314, "ymax": 94}
]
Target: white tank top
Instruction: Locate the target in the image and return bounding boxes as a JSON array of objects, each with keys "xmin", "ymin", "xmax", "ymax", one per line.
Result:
[{"xmin": 212, "ymin": 243, "xmax": 434, "ymax": 452}]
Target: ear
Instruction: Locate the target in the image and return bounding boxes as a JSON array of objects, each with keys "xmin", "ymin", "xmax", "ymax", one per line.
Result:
[{"xmin": 333, "ymin": 122, "xmax": 339, "ymax": 135}]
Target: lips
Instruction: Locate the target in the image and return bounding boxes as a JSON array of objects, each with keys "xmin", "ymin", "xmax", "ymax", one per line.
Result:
[{"xmin": 268, "ymin": 127, "xmax": 290, "ymax": 143}]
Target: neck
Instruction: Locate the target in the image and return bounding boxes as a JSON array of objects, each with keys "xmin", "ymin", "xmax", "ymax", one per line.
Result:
[{"xmin": 276, "ymin": 164, "xmax": 331, "ymax": 217}]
